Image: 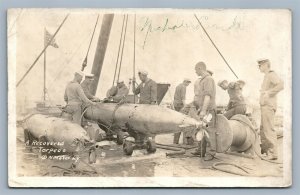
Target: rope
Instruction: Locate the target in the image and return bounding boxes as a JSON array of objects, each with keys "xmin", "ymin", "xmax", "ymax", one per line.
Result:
[
  {"xmin": 212, "ymin": 162, "xmax": 250, "ymax": 176},
  {"xmin": 194, "ymin": 14, "xmax": 239, "ymax": 79},
  {"xmin": 81, "ymin": 14, "xmax": 100, "ymax": 71},
  {"xmin": 112, "ymin": 15, "xmax": 126, "ymax": 87},
  {"xmin": 133, "ymin": 14, "xmax": 136, "ymax": 103},
  {"xmin": 117, "ymin": 14, "xmax": 129, "ymax": 83},
  {"xmin": 17, "ymin": 14, "xmax": 70, "ymax": 87}
]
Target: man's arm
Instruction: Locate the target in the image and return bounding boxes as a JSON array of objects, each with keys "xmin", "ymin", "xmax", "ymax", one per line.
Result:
[
  {"xmin": 113, "ymin": 87, "xmax": 129, "ymax": 102},
  {"xmin": 150, "ymin": 81, "xmax": 157, "ymax": 104},
  {"xmin": 133, "ymin": 84, "xmax": 141, "ymax": 95},
  {"xmin": 64, "ymin": 89, "xmax": 68, "ymax": 103},
  {"xmin": 199, "ymin": 77, "xmax": 214, "ymax": 118},
  {"xmin": 267, "ymin": 72, "xmax": 284, "ymax": 97},
  {"xmin": 181, "ymin": 86, "xmax": 186, "ymax": 105},
  {"xmin": 76, "ymin": 85, "xmax": 95, "ymax": 105}
]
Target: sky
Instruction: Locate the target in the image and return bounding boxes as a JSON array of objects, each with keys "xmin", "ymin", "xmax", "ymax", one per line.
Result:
[{"xmin": 9, "ymin": 9, "xmax": 291, "ymax": 112}]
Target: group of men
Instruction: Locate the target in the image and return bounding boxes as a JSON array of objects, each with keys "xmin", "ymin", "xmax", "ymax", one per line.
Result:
[
  {"xmin": 63, "ymin": 58, "xmax": 283, "ymax": 161},
  {"xmin": 63, "ymin": 69, "xmax": 158, "ymax": 125},
  {"xmin": 172, "ymin": 59, "xmax": 283, "ymax": 161}
]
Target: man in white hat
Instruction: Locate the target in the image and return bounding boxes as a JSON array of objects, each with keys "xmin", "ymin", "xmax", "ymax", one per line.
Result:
[
  {"xmin": 218, "ymin": 79, "xmax": 247, "ymax": 119},
  {"xmin": 173, "ymin": 78, "xmax": 192, "ymax": 144},
  {"xmin": 63, "ymin": 71, "xmax": 96, "ymax": 125},
  {"xmin": 81, "ymin": 73, "xmax": 100, "ymax": 102},
  {"xmin": 257, "ymin": 58, "xmax": 284, "ymax": 160},
  {"xmin": 111, "ymin": 80, "xmax": 129, "ymax": 102},
  {"xmin": 133, "ymin": 70, "xmax": 157, "ymax": 105}
]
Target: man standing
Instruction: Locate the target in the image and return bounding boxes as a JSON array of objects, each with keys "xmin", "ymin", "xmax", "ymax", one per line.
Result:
[
  {"xmin": 133, "ymin": 70, "xmax": 157, "ymax": 105},
  {"xmin": 218, "ymin": 79, "xmax": 247, "ymax": 119},
  {"xmin": 64, "ymin": 71, "xmax": 96, "ymax": 125},
  {"xmin": 173, "ymin": 78, "xmax": 191, "ymax": 144},
  {"xmin": 190, "ymin": 61, "xmax": 217, "ymax": 161},
  {"xmin": 258, "ymin": 58, "xmax": 284, "ymax": 160},
  {"xmin": 80, "ymin": 73, "xmax": 100, "ymax": 102},
  {"xmin": 109, "ymin": 80, "xmax": 129, "ymax": 102}
]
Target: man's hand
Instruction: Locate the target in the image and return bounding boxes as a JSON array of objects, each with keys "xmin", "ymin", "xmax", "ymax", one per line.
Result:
[
  {"xmin": 199, "ymin": 110, "xmax": 206, "ymax": 120},
  {"xmin": 92, "ymin": 97, "xmax": 100, "ymax": 102}
]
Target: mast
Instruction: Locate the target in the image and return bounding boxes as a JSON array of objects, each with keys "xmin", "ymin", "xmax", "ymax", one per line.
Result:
[{"xmin": 90, "ymin": 14, "xmax": 114, "ymax": 96}]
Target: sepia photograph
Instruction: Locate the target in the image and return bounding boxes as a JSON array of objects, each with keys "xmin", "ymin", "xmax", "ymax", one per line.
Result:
[{"xmin": 7, "ymin": 8, "xmax": 292, "ymax": 187}]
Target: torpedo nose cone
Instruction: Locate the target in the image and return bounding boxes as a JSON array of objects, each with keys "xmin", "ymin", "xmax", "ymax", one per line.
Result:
[{"xmin": 179, "ymin": 118, "xmax": 202, "ymax": 131}]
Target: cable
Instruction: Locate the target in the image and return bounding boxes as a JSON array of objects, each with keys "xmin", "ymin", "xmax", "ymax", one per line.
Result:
[
  {"xmin": 116, "ymin": 14, "xmax": 129, "ymax": 83},
  {"xmin": 17, "ymin": 14, "xmax": 70, "ymax": 87},
  {"xmin": 133, "ymin": 14, "xmax": 136, "ymax": 103},
  {"xmin": 81, "ymin": 14, "xmax": 100, "ymax": 71},
  {"xmin": 194, "ymin": 14, "xmax": 239, "ymax": 79},
  {"xmin": 112, "ymin": 15, "xmax": 126, "ymax": 86}
]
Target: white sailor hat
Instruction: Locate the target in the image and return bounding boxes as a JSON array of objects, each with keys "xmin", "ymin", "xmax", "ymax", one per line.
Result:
[
  {"xmin": 85, "ymin": 73, "xmax": 94, "ymax": 79},
  {"xmin": 138, "ymin": 70, "xmax": 148, "ymax": 76},
  {"xmin": 75, "ymin": 71, "xmax": 84, "ymax": 77},
  {"xmin": 183, "ymin": 78, "xmax": 191, "ymax": 83},
  {"xmin": 257, "ymin": 58, "xmax": 270, "ymax": 65}
]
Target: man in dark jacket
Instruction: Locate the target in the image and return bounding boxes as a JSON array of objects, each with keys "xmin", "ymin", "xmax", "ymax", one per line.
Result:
[{"xmin": 133, "ymin": 70, "xmax": 157, "ymax": 105}]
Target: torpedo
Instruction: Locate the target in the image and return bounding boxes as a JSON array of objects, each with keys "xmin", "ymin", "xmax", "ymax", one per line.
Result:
[
  {"xmin": 84, "ymin": 103, "xmax": 201, "ymax": 136},
  {"xmin": 22, "ymin": 114, "xmax": 92, "ymax": 153}
]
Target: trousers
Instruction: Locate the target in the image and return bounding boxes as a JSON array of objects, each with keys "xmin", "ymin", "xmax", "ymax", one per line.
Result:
[
  {"xmin": 63, "ymin": 103, "xmax": 82, "ymax": 125},
  {"xmin": 260, "ymin": 106, "xmax": 278, "ymax": 156},
  {"xmin": 173, "ymin": 105, "xmax": 184, "ymax": 144}
]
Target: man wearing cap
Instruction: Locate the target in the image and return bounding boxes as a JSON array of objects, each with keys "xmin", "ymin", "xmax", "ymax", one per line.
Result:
[
  {"xmin": 189, "ymin": 61, "xmax": 217, "ymax": 161},
  {"xmin": 173, "ymin": 78, "xmax": 191, "ymax": 144},
  {"xmin": 257, "ymin": 58, "xmax": 284, "ymax": 160},
  {"xmin": 218, "ymin": 79, "xmax": 247, "ymax": 119},
  {"xmin": 81, "ymin": 73, "xmax": 100, "ymax": 102},
  {"xmin": 63, "ymin": 71, "xmax": 96, "ymax": 125},
  {"xmin": 111, "ymin": 80, "xmax": 129, "ymax": 102},
  {"xmin": 133, "ymin": 70, "xmax": 157, "ymax": 105}
]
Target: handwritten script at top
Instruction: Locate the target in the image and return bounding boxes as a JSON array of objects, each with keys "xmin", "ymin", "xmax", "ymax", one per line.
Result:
[{"xmin": 140, "ymin": 16, "xmax": 244, "ymax": 49}]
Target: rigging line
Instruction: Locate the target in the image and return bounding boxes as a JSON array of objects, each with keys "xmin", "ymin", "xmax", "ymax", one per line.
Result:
[
  {"xmin": 47, "ymin": 33, "xmax": 91, "ymax": 91},
  {"xmin": 194, "ymin": 14, "xmax": 239, "ymax": 79},
  {"xmin": 16, "ymin": 14, "xmax": 70, "ymax": 87},
  {"xmin": 81, "ymin": 14, "xmax": 99, "ymax": 71},
  {"xmin": 117, "ymin": 14, "xmax": 129, "ymax": 83},
  {"xmin": 133, "ymin": 14, "xmax": 136, "ymax": 103},
  {"xmin": 86, "ymin": 14, "xmax": 100, "ymax": 57},
  {"xmin": 112, "ymin": 15, "xmax": 126, "ymax": 86},
  {"xmin": 81, "ymin": 14, "xmax": 100, "ymax": 71}
]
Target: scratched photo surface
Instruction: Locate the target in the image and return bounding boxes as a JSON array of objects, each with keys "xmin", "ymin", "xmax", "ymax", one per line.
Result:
[{"xmin": 8, "ymin": 9, "xmax": 292, "ymax": 187}]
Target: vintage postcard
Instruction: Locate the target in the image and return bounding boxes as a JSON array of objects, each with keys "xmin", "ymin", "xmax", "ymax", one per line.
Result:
[{"xmin": 8, "ymin": 8, "xmax": 292, "ymax": 187}]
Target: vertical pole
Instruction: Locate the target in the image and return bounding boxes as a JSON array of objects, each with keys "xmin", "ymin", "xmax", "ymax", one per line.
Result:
[
  {"xmin": 43, "ymin": 28, "xmax": 46, "ymax": 102},
  {"xmin": 90, "ymin": 14, "xmax": 114, "ymax": 96},
  {"xmin": 133, "ymin": 14, "xmax": 136, "ymax": 103}
]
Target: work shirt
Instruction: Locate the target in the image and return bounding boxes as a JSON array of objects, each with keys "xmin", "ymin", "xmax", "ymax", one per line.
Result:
[
  {"xmin": 80, "ymin": 80, "xmax": 94, "ymax": 100},
  {"xmin": 260, "ymin": 70, "xmax": 284, "ymax": 109},
  {"xmin": 193, "ymin": 72, "xmax": 216, "ymax": 110},
  {"xmin": 64, "ymin": 81, "xmax": 93, "ymax": 104},
  {"xmin": 174, "ymin": 83, "xmax": 187, "ymax": 107},
  {"xmin": 134, "ymin": 78, "xmax": 157, "ymax": 104},
  {"xmin": 113, "ymin": 85, "xmax": 129, "ymax": 102},
  {"xmin": 227, "ymin": 81, "xmax": 246, "ymax": 109}
]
